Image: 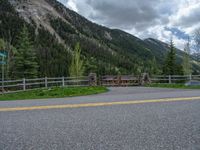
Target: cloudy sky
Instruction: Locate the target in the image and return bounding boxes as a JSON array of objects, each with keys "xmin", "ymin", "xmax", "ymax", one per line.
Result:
[{"xmin": 58, "ymin": 0, "xmax": 200, "ymax": 50}]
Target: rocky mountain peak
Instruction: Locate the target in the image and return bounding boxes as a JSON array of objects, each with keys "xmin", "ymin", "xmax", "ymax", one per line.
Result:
[{"xmin": 8, "ymin": 0, "xmax": 68, "ymax": 44}]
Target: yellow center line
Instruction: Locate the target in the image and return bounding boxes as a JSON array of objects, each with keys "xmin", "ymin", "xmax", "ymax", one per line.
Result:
[{"xmin": 0, "ymin": 97, "xmax": 200, "ymax": 112}]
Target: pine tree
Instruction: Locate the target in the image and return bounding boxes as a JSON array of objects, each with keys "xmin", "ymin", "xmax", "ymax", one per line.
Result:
[
  {"xmin": 13, "ymin": 25, "xmax": 38, "ymax": 79},
  {"xmin": 182, "ymin": 38, "xmax": 192, "ymax": 75},
  {"xmin": 163, "ymin": 38, "xmax": 176, "ymax": 75},
  {"xmin": 69, "ymin": 43, "xmax": 85, "ymax": 77}
]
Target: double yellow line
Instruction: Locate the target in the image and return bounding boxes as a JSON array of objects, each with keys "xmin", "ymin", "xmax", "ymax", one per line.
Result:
[{"xmin": 0, "ymin": 97, "xmax": 200, "ymax": 112}]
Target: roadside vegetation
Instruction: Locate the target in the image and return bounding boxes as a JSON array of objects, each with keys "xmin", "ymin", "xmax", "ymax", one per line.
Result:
[
  {"xmin": 0, "ymin": 86, "xmax": 108, "ymax": 101},
  {"xmin": 145, "ymin": 83, "xmax": 200, "ymax": 89}
]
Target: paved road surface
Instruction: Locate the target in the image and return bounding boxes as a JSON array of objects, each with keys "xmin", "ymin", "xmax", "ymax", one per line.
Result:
[{"xmin": 0, "ymin": 87, "xmax": 200, "ymax": 149}]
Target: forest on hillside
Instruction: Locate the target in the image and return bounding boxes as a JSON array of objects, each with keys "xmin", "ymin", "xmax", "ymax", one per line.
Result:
[{"xmin": 0, "ymin": 0, "xmax": 199, "ymax": 80}]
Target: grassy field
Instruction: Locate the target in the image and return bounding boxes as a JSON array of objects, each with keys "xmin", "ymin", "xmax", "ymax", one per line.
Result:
[
  {"xmin": 145, "ymin": 83, "xmax": 200, "ymax": 89},
  {"xmin": 0, "ymin": 86, "xmax": 108, "ymax": 101}
]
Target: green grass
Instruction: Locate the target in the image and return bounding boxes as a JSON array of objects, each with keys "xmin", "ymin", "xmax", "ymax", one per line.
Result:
[
  {"xmin": 145, "ymin": 83, "xmax": 200, "ymax": 89},
  {"xmin": 0, "ymin": 86, "xmax": 108, "ymax": 101}
]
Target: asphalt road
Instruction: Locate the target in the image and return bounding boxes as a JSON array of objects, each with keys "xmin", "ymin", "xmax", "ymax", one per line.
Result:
[{"xmin": 0, "ymin": 87, "xmax": 200, "ymax": 150}]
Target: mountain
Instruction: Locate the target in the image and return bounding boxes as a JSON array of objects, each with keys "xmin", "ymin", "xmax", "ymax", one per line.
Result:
[
  {"xmin": 144, "ymin": 38, "xmax": 185, "ymax": 63},
  {"xmin": 0, "ymin": 0, "xmax": 199, "ymax": 77},
  {"xmin": 144, "ymin": 38, "xmax": 200, "ymax": 74}
]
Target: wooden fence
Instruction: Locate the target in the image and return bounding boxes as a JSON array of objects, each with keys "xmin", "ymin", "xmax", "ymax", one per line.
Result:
[
  {"xmin": 100, "ymin": 75, "xmax": 141, "ymax": 86},
  {"xmin": 151, "ymin": 75, "xmax": 200, "ymax": 84},
  {"xmin": 0, "ymin": 76, "xmax": 91, "ymax": 94},
  {"xmin": 0, "ymin": 74, "xmax": 199, "ymax": 94},
  {"xmin": 100, "ymin": 74, "xmax": 200, "ymax": 86}
]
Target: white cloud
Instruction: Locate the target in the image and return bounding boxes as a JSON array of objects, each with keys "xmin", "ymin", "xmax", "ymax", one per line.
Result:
[
  {"xmin": 57, "ymin": 0, "xmax": 200, "ymax": 50},
  {"xmin": 67, "ymin": 0, "xmax": 78, "ymax": 12},
  {"xmin": 58, "ymin": 0, "xmax": 78, "ymax": 12},
  {"xmin": 170, "ymin": 0, "xmax": 200, "ymax": 30}
]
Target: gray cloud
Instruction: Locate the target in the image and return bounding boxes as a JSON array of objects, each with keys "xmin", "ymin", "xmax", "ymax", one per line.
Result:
[
  {"xmin": 58, "ymin": 0, "xmax": 200, "ymax": 50},
  {"xmin": 82, "ymin": 0, "xmax": 168, "ymax": 30},
  {"xmin": 172, "ymin": 4, "xmax": 200, "ymax": 28}
]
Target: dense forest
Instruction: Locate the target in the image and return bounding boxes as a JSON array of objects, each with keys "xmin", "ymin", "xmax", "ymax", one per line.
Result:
[{"xmin": 0, "ymin": 0, "xmax": 199, "ymax": 79}]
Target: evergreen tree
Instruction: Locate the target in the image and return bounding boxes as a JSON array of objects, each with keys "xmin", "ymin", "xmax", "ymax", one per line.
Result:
[
  {"xmin": 69, "ymin": 43, "xmax": 85, "ymax": 77},
  {"xmin": 163, "ymin": 39, "xmax": 176, "ymax": 75},
  {"xmin": 13, "ymin": 25, "xmax": 38, "ymax": 79},
  {"xmin": 182, "ymin": 38, "xmax": 192, "ymax": 75}
]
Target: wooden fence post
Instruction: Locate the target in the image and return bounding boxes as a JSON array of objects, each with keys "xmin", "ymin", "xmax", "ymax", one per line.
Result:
[
  {"xmin": 45, "ymin": 77, "xmax": 48, "ymax": 88},
  {"xmin": 169, "ymin": 75, "xmax": 172, "ymax": 84},
  {"xmin": 189, "ymin": 74, "xmax": 192, "ymax": 81},
  {"xmin": 23, "ymin": 78, "xmax": 26, "ymax": 91},
  {"xmin": 62, "ymin": 77, "xmax": 65, "ymax": 87}
]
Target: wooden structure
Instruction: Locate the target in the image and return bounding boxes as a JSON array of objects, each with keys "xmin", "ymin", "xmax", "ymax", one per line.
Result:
[
  {"xmin": 89, "ymin": 73, "xmax": 97, "ymax": 86},
  {"xmin": 100, "ymin": 75, "xmax": 140, "ymax": 86},
  {"xmin": 141, "ymin": 73, "xmax": 151, "ymax": 85},
  {"xmin": 1, "ymin": 74, "xmax": 200, "ymax": 94}
]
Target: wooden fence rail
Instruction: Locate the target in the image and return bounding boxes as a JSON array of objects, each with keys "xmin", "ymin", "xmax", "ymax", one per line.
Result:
[
  {"xmin": 151, "ymin": 75, "xmax": 200, "ymax": 84},
  {"xmin": 0, "ymin": 76, "xmax": 90, "ymax": 94},
  {"xmin": 0, "ymin": 74, "xmax": 199, "ymax": 94}
]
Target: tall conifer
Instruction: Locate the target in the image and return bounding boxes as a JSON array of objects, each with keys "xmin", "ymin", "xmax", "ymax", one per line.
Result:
[
  {"xmin": 13, "ymin": 25, "xmax": 38, "ymax": 78},
  {"xmin": 163, "ymin": 38, "xmax": 176, "ymax": 75}
]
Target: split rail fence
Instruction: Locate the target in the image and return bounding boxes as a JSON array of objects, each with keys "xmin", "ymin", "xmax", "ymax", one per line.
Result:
[
  {"xmin": 0, "ymin": 76, "xmax": 90, "ymax": 94},
  {"xmin": 0, "ymin": 74, "xmax": 199, "ymax": 94},
  {"xmin": 151, "ymin": 75, "xmax": 200, "ymax": 84}
]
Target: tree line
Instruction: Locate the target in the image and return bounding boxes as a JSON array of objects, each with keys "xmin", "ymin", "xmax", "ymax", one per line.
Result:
[
  {"xmin": 0, "ymin": 25, "xmax": 85, "ymax": 79},
  {"xmin": 0, "ymin": 0, "xmax": 199, "ymax": 80},
  {"xmin": 0, "ymin": 25, "xmax": 200, "ymax": 79}
]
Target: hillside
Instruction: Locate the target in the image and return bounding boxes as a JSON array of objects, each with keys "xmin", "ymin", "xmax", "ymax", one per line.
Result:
[
  {"xmin": 144, "ymin": 38, "xmax": 185, "ymax": 63},
  {"xmin": 0, "ymin": 0, "xmax": 199, "ymax": 78},
  {"xmin": 144, "ymin": 38, "xmax": 200, "ymax": 74}
]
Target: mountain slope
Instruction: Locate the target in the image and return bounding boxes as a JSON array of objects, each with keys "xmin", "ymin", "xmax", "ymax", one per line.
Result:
[
  {"xmin": 144, "ymin": 38, "xmax": 200, "ymax": 74},
  {"xmin": 144, "ymin": 38, "xmax": 184, "ymax": 64},
  {"xmin": 0, "ymin": 0, "xmax": 199, "ymax": 77}
]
